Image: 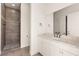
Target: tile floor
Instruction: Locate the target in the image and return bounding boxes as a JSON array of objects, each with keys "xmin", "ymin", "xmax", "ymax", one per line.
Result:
[
  {"xmin": 1, "ymin": 47, "xmax": 42, "ymax": 56},
  {"xmin": 1, "ymin": 47, "xmax": 30, "ymax": 56}
]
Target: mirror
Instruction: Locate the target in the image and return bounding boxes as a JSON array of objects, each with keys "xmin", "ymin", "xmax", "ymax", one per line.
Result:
[
  {"xmin": 54, "ymin": 14, "xmax": 66, "ymax": 37},
  {"xmin": 53, "ymin": 4, "xmax": 79, "ymax": 37},
  {"xmin": 54, "ymin": 11, "xmax": 79, "ymax": 37}
]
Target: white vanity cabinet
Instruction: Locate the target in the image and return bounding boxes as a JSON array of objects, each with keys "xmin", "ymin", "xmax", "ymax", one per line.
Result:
[
  {"xmin": 39, "ymin": 38, "xmax": 62, "ymax": 56},
  {"xmin": 38, "ymin": 37, "xmax": 79, "ymax": 56},
  {"xmin": 62, "ymin": 47, "xmax": 79, "ymax": 56},
  {"xmin": 40, "ymin": 39, "xmax": 52, "ymax": 56}
]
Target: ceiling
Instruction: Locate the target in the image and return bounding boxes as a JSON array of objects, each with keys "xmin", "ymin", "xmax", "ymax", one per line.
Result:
[
  {"xmin": 5, "ymin": 3, "xmax": 21, "ymax": 10},
  {"xmin": 45, "ymin": 3, "xmax": 74, "ymax": 14}
]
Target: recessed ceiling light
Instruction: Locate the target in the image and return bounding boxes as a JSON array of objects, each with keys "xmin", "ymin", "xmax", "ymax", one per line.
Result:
[{"xmin": 12, "ymin": 4, "xmax": 15, "ymax": 6}]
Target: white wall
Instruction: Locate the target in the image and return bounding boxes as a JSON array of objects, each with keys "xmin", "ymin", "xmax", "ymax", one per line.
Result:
[
  {"xmin": 30, "ymin": 3, "xmax": 73, "ymax": 55},
  {"xmin": 0, "ymin": 4, "xmax": 1, "ymax": 54},
  {"xmin": 21, "ymin": 3, "xmax": 30, "ymax": 48},
  {"xmin": 31, "ymin": 3, "xmax": 54, "ymax": 55},
  {"xmin": 68, "ymin": 12, "xmax": 79, "ymax": 36}
]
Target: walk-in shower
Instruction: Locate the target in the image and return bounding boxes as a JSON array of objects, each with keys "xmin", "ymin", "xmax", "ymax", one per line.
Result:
[{"xmin": 1, "ymin": 3, "xmax": 21, "ymax": 51}]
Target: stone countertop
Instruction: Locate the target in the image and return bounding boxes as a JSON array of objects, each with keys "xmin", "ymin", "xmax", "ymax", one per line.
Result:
[{"xmin": 38, "ymin": 33, "xmax": 79, "ymax": 49}]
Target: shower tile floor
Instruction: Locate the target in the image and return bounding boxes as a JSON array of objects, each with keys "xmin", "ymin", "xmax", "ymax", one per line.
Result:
[{"xmin": 3, "ymin": 43, "xmax": 20, "ymax": 50}]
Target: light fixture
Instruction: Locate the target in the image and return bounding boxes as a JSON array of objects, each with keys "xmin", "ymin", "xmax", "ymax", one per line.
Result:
[{"xmin": 12, "ymin": 4, "xmax": 15, "ymax": 6}]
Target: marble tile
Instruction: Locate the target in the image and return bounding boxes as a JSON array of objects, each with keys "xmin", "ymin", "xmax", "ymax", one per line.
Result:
[
  {"xmin": 1, "ymin": 47, "xmax": 43, "ymax": 56},
  {"xmin": 1, "ymin": 4, "xmax": 6, "ymax": 50},
  {"xmin": 5, "ymin": 7, "xmax": 20, "ymax": 45},
  {"xmin": 1, "ymin": 47, "xmax": 30, "ymax": 56}
]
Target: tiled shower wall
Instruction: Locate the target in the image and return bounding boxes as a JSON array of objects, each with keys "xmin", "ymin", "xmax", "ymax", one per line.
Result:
[
  {"xmin": 1, "ymin": 4, "xmax": 6, "ymax": 50},
  {"xmin": 5, "ymin": 7, "xmax": 20, "ymax": 45}
]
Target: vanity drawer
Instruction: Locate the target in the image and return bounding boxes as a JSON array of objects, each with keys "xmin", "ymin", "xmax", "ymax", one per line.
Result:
[{"xmin": 62, "ymin": 48, "xmax": 79, "ymax": 56}]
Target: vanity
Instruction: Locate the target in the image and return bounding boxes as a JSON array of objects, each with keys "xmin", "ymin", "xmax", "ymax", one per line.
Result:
[{"xmin": 38, "ymin": 34, "xmax": 79, "ymax": 56}]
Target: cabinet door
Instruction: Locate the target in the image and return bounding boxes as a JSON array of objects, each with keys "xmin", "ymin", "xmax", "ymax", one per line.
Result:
[
  {"xmin": 40, "ymin": 39, "xmax": 62, "ymax": 56},
  {"xmin": 40, "ymin": 39, "xmax": 52, "ymax": 56},
  {"xmin": 51, "ymin": 44, "xmax": 62, "ymax": 56},
  {"xmin": 62, "ymin": 50, "xmax": 75, "ymax": 56}
]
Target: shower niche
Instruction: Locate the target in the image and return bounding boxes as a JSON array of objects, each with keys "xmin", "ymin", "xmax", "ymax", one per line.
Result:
[{"xmin": 1, "ymin": 3, "xmax": 21, "ymax": 51}]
